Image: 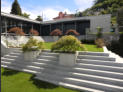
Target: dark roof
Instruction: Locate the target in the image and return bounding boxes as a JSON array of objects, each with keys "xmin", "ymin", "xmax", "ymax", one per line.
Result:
[
  {"xmin": 1, "ymin": 12, "xmax": 41, "ymax": 24},
  {"xmin": 1, "ymin": 12, "xmax": 111, "ymax": 25}
]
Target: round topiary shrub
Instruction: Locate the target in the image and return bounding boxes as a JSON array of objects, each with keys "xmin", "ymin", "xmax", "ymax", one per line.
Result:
[
  {"xmin": 8, "ymin": 27, "xmax": 25, "ymax": 36},
  {"xmin": 22, "ymin": 37, "xmax": 44, "ymax": 52},
  {"xmin": 29, "ymin": 29, "xmax": 39, "ymax": 36},
  {"xmin": 50, "ymin": 29, "xmax": 62, "ymax": 36},
  {"xmin": 65, "ymin": 29, "xmax": 80, "ymax": 36},
  {"xmin": 51, "ymin": 35, "xmax": 86, "ymax": 53}
]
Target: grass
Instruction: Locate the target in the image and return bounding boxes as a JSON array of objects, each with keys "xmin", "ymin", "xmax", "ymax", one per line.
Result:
[
  {"xmin": 1, "ymin": 68, "xmax": 79, "ymax": 92},
  {"xmin": 44, "ymin": 42, "xmax": 103, "ymax": 52}
]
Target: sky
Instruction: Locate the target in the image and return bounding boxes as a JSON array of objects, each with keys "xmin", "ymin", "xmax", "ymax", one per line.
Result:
[{"xmin": 1, "ymin": 0, "xmax": 94, "ymax": 21}]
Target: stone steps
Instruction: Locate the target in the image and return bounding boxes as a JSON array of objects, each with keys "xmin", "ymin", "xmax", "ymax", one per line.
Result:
[
  {"xmin": 78, "ymin": 55, "xmax": 115, "ymax": 61},
  {"xmin": 76, "ymin": 63, "xmax": 123, "ymax": 73},
  {"xmin": 2, "ymin": 59, "xmax": 123, "ymax": 80},
  {"xmin": 78, "ymin": 51, "xmax": 109, "ymax": 56},
  {"xmin": 77, "ymin": 59, "xmax": 123, "ymax": 67},
  {"xmin": 35, "ymin": 71, "xmax": 123, "ymax": 92},
  {"xmin": 1, "ymin": 50, "xmax": 123, "ymax": 92}
]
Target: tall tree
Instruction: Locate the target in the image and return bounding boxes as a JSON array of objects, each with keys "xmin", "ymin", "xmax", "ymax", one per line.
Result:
[
  {"xmin": 10, "ymin": 0, "xmax": 22, "ymax": 15},
  {"xmin": 35, "ymin": 15, "xmax": 43, "ymax": 21},
  {"xmin": 22, "ymin": 12, "xmax": 30, "ymax": 18}
]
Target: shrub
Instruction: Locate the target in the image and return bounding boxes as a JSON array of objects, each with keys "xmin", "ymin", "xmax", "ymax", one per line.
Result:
[
  {"xmin": 119, "ymin": 33, "xmax": 123, "ymax": 56},
  {"xmin": 50, "ymin": 29, "xmax": 62, "ymax": 36},
  {"xmin": 22, "ymin": 37, "xmax": 44, "ymax": 52},
  {"xmin": 96, "ymin": 26, "xmax": 102, "ymax": 39},
  {"xmin": 65, "ymin": 29, "xmax": 80, "ymax": 36},
  {"xmin": 30, "ymin": 29, "xmax": 39, "ymax": 36},
  {"xmin": 8, "ymin": 27, "xmax": 25, "ymax": 36},
  {"xmin": 51, "ymin": 35, "xmax": 86, "ymax": 53},
  {"xmin": 95, "ymin": 38, "xmax": 105, "ymax": 48}
]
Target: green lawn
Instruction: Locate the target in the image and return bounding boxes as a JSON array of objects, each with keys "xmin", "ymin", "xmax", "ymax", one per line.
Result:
[
  {"xmin": 44, "ymin": 42, "xmax": 103, "ymax": 52},
  {"xmin": 1, "ymin": 68, "xmax": 79, "ymax": 92}
]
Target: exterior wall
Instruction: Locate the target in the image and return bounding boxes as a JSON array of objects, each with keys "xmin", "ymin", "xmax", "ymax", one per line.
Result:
[{"xmin": 89, "ymin": 15, "xmax": 111, "ymax": 33}]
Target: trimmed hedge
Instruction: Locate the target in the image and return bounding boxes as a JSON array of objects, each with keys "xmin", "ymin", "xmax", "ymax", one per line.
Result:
[
  {"xmin": 51, "ymin": 35, "xmax": 86, "ymax": 53},
  {"xmin": 22, "ymin": 37, "xmax": 44, "ymax": 52}
]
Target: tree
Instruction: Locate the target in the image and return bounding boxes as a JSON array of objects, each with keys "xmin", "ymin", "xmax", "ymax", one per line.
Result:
[
  {"xmin": 22, "ymin": 13, "xmax": 30, "ymax": 18},
  {"xmin": 36, "ymin": 16, "xmax": 43, "ymax": 21},
  {"xmin": 10, "ymin": 0, "xmax": 22, "ymax": 15}
]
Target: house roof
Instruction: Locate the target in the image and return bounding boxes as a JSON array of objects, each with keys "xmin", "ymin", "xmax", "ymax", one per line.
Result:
[
  {"xmin": 1, "ymin": 12, "xmax": 111, "ymax": 25},
  {"xmin": 1, "ymin": 12, "xmax": 41, "ymax": 24},
  {"xmin": 42, "ymin": 14, "xmax": 111, "ymax": 25}
]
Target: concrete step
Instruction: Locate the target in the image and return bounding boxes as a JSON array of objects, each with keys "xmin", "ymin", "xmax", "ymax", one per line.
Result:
[
  {"xmin": 35, "ymin": 76, "xmax": 104, "ymax": 92},
  {"xmin": 76, "ymin": 63, "xmax": 123, "ymax": 73},
  {"xmin": 1, "ymin": 65, "xmax": 37, "ymax": 74},
  {"xmin": 76, "ymin": 59, "xmax": 123, "ymax": 67},
  {"xmin": 36, "ymin": 72, "xmax": 123, "ymax": 92},
  {"xmin": 39, "ymin": 55, "xmax": 58, "ymax": 61},
  {"xmin": 35, "ymin": 66, "xmax": 123, "ymax": 87},
  {"xmin": 2, "ymin": 59, "xmax": 123, "ymax": 87},
  {"xmin": 78, "ymin": 52, "xmax": 109, "ymax": 56},
  {"xmin": 41, "ymin": 52, "xmax": 59, "ymax": 57},
  {"xmin": 2, "ymin": 59, "xmax": 123, "ymax": 80},
  {"xmin": 1, "ymin": 57, "xmax": 24, "ymax": 62},
  {"xmin": 77, "ymin": 55, "xmax": 115, "ymax": 61},
  {"xmin": 1, "ymin": 60, "xmax": 57, "ymax": 69},
  {"xmin": 4, "ymin": 54, "xmax": 23, "ymax": 59}
]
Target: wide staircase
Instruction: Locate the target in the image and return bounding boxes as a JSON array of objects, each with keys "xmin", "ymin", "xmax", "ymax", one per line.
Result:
[{"xmin": 1, "ymin": 49, "xmax": 123, "ymax": 92}]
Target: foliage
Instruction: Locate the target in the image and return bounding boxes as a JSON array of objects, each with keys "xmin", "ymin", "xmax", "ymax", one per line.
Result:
[
  {"xmin": 44, "ymin": 42, "xmax": 103, "ymax": 52},
  {"xmin": 30, "ymin": 29, "xmax": 39, "ymax": 36},
  {"xmin": 119, "ymin": 33, "xmax": 123, "ymax": 56},
  {"xmin": 117, "ymin": 8, "xmax": 123, "ymax": 32},
  {"xmin": 51, "ymin": 35, "xmax": 86, "ymax": 53},
  {"xmin": 65, "ymin": 29, "xmax": 80, "ymax": 36},
  {"xmin": 22, "ymin": 12, "xmax": 30, "ymax": 18},
  {"xmin": 78, "ymin": 0, "xmax": 123, "ymax": 24},
  {"xmin": 50, "ymin": 29, "xmax": 62, "ymax": 36},
  {"xmin": 75, "ymin": 12, "xmax": 83, "ymax": 17},
  {"xmin": 8, "ymin": 27, "xmax": 25, "ymax": 36},
  {"xmin": 96, "ymin": 26, "xmax": 102, "ymax": 39},
  {"xmin": 95, "ymin": 38, "xmax": 105, "ymax": 48},
  {"xmin": 22, "ymin": 37, "xmax": 44, "ymax": 52},
  {"xmin": 36, "ymin": 16, "xmax": 43, "ymax": 21},
  {"xmin": 10, "ymin": 0, "xmax": 22, "ymax": 15}
]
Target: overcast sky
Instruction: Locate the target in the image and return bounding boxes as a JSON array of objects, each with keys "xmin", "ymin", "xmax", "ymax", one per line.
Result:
[{"xmin": 1, "ymin": 0, "xmax": 94, "ymax": 21}]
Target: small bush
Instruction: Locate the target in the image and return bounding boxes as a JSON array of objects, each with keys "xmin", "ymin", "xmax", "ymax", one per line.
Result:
[
  {"xmin": 8, "ymin": 27, "xmax": 25, "ymax": 36},
  {"xmin": 50, "ymin": 29, "xmax": 62, "ymax": 36},
  {"xmin": 51, "ymin": 35, "xmax": 86, "ymax": 53},
  {"xmin": 96, "ymin": 27, "xmax": 102, "ymax": 38},
  {"xmin": 65, "ymin": 29, "xmax": 80, "ymax": 36},
  {"xmin": 22, "ymin": 37, "xmax": 44, "ymax": 52},
  {"xmin": 30, "ymin": 29, "xmax": 39, "ymax": 36},
  {"xmin": 95, "ymin": 38, "xmax": 105, "ymax": 48}
]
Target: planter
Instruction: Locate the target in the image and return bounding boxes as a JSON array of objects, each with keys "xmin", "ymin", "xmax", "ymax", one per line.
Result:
[
  {"xmin": 24, "ymin": 50, "xmax": 41, "ymax": 62},
  {"xmin": 59, "ymin": 52, "xmax": 78, "ymax": 66}
]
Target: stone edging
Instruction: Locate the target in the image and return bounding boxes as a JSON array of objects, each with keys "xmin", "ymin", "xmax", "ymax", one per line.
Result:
[{"xmin": 103, "ymin": 46, "xmax": 123, "ymax": 63}]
